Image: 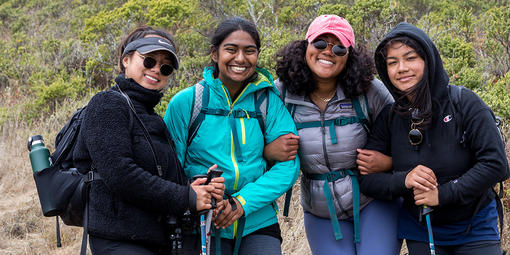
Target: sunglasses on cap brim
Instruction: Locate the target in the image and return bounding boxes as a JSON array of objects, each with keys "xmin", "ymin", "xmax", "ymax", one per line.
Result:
[
  {"xmin": 137, "ymin": 53, "xmax": 174, "ymax": 76},
  {"xmin": 312, "ymin": 39, "xmax": 348, "ymax": 56}
]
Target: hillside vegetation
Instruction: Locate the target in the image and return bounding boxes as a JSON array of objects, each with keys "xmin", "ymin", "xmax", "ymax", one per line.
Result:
[{"xmin": 1, "ymin": 0, "xmax": 509, "ymax": 254}]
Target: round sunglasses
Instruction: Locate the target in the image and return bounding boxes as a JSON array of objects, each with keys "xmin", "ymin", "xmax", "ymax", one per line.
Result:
[
  {"xmin": 137, "ymin": 53, "xmax": 174, "ymax": 76},
  {"xmin": 409, "ymin": 109, "xmax": 424, "ymax": 146},
  {"xmin": 312, "ymin": 39, "xmax": 348, "ymax": 56}
]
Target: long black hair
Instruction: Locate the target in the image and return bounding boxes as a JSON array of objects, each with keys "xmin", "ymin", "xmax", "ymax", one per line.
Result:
[
  {"xmin": 275, "ymin": 40, "xmax": 375, "ymax": 99},
  {"xmin": 117, "ymin": 26, "xmax": 176, "ymax": 74},
  {"xmin": 379, "ymin": 36, "xmax": 432, "ymax": 125},
  {"xmin": 209, "ymin": 17, "xmax": 261, "ymax": 80}
]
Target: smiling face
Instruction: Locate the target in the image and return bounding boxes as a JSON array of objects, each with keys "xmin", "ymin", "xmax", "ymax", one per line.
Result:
[
  {"xmin": 385, "ymin": 42, "xmax": 425, "ymax": 93},
  {"xmin": 305, "ymin": 34, "xmax": 348, "ymax": 84},
  {"xmin": 122, "ymin": 36, "xmax": 173, "ymax": 91},
  {"xmin": 211, "ymin": 30, "xmax": 258, "ymax": 89}
]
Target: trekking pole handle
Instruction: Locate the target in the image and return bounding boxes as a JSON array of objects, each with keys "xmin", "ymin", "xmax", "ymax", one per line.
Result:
[{"xmin": 205, "ymin": 169, "xmax": 223, "ymax": 208}]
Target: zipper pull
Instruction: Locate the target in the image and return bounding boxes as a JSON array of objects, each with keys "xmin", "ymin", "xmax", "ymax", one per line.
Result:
[
  {"xmin": 320, "ymin": 112, "xmax": 326, "ymax": 134},
  {"xmin": 157, "ymin": 165, "xmax": 163, "ymax": 177}
]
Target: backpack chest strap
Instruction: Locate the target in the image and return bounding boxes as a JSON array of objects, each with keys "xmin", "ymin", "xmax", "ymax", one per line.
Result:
[
  {"xmin": 296, "ymin": 116, "xmax": 366, "ymax": 144},
  {"xmin": 199, "ymin": 107, "xmax": 261, "ymax": 163},
  {"xmin": 189, "ymin": 81, "xmax": 268, "ymax": 163},
  {"xmin": 305, "ymin": 169, "xmax": 360, "ymax": 243},
  {"xmin": 293, "ymin": 97, "xmax": 368, "ymax": 145},
  {"xmin": 201, "ymin": 107, "xmax": 259, "ymax": 119}
]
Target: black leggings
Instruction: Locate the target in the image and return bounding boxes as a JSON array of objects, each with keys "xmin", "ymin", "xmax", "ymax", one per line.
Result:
[
  {"xmin": 406, "ymin": 240, "xmax": 503, "ymax": 255},
  {"xmin": 89, "ymin": 235, "xmax": 167, "ymax": 255}
]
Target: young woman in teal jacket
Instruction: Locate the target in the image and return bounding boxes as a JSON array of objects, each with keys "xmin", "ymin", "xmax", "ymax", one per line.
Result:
[{"xmin": 164, "ymin": 17, "xmax": 300, "ymax": 255}]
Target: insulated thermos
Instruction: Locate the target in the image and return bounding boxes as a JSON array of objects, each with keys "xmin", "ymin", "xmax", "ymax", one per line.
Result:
[{"xmin": 28, "ymin": 135, "xmax": 51, "ymax": 172}]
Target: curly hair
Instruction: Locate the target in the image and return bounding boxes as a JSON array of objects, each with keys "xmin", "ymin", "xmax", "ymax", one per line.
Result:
[{"xmin": 275, "ymin": 40, "xmax": 375, "ymax": 99}]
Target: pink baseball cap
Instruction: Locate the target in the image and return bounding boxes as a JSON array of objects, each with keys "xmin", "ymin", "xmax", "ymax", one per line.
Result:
[{"xmin": 305, "ymin": 15, "xmax": 355, "ymax": 48}]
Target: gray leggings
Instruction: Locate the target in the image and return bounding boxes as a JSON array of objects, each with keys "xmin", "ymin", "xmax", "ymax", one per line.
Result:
[{"xmin": 406, "ymin": 240, "xmax": 503, "ymax": 255}]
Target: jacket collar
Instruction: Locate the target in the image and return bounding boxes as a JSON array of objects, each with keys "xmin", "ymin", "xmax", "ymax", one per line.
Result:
[{"xmin": 114, "ymin": 74, "xmax": 163, "ymax": 111}]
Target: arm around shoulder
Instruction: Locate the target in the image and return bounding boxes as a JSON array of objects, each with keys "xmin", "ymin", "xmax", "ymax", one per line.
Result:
[{"xmin": 233, "ymin": 90, "xmax": 300, "ymax": 216}]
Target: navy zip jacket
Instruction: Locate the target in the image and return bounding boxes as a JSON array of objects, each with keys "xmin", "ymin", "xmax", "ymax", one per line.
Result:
[
  {"xmin": 359, "ymin": 23, "xmax": 509, "ymax": 224},
  {"xmin": 73, "ymin": 75, "xmax": 194, "ymax": 245}
]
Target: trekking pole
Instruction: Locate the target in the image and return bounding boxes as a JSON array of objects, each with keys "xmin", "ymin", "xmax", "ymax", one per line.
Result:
[
  {"xmin": 200, "ymin": 213, "xmax": 207, "ymax": 255},
  {"xmin": 195, "ymin": 169, "xmax": 223, "ymax": 255},
  {"xmin": 422, "ymin": 205, "xmax": 435, "ymax": 255},
  {"xmin": 205, "ymin": 209, "xmax": 213, "ymax": 254}
]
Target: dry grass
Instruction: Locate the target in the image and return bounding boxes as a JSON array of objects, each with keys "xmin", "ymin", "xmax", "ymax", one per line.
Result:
[
  {"xmin": 0, "ymin": 101, "xmax": 509, "ymax": 255},
  {"xmin": 0, "ymin": 98, "xmax": 91, "ymax": 255}
]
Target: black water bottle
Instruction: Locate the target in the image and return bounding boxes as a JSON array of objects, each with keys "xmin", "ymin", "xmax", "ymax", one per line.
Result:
[{"xmin": 28, "ymin": 135, "xmax": 51, "ymax": 172}]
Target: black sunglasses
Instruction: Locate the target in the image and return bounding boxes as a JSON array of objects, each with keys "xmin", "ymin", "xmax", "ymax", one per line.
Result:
[
  {"xmin": 409, "ymin": 109, "xmax": 424, "ymax": 146},
  {"xmin": 137, "ymin": 53, "xmax": 174, "ymax": 76},
  {"xmin": 312, "ymin": 39, "xmax": 348, "ymax": 56}
]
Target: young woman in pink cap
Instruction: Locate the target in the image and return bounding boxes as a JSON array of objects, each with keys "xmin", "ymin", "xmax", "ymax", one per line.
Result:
[{"xmin": 265, "ymin": 15, "xmax": 401, "ymax": 254}]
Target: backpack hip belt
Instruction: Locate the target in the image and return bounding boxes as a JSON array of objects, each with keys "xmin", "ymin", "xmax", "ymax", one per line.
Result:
[
  {"xmin": 281, "ymin": 96, "xmax": 369, "ymax": 218},
  {"xmin": 304, "ymin": 169, "xmax": 360, "ymax": 243}
]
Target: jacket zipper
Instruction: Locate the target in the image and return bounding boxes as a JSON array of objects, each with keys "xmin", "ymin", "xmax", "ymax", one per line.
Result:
[
  {"xmin": 320, "ymin": 112, "xmax": 332, "ymax": 170},
  {"xmin": 320, "ymin": 104, "xmax": 346, "ymax": 214}
]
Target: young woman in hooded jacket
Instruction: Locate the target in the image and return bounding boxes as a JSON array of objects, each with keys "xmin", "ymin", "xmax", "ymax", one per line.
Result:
[
  {"xmin": 164, "ymin": 17, "xmax": 300, "ymax": 254},
  {"xmin": 73, "ymin": 26, "xmax": 224, "ymax": 254},
  {"xmin": 264, "ymin": 15, "xmax": 401, "ymax": 255},
  {"xmin": 358, "ymin": 22, "xmax": 509, "ymax": 254}
]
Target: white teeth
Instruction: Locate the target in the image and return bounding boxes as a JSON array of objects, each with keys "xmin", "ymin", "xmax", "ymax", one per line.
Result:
[
  {"xmin": 145, "ymin": 75, "xmax": 158, "ymax": 82},
  {"xmin": 318, "ymin": 59, "xmax": 334, "ymax": 65},
  {"xmin": 231, "ymin": 66, "xmax": 247, "ymax": 72}
]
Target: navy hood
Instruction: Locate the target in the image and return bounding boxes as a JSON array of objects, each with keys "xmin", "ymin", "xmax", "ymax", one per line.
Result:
[{"xmin": 374, "ymin": 22, "xmax": 449, "ymax": 100}]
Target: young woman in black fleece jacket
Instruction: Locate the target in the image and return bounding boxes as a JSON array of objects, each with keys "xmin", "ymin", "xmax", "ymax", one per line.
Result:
[
  {"xmin": 73, "ymin": 26, "xmax": 224, "ymax": 254},
  {"xmin": 357, "ymin": 23, "xmax": 509, "ymax": 254}
]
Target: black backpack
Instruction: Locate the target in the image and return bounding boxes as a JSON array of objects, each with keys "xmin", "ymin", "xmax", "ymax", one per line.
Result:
[
  {"xmin": 32, "ymin": 86, "xmax": 159, "ymax": 254},
  {"xmin": 447, "ymin": 84, "xmax": 507, "ymax": 236}
]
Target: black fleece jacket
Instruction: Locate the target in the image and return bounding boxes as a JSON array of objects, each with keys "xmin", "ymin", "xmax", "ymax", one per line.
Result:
[
  {"xmin": 74, "ymin": 75, "xmax": 195, "ymax": 245},
  {"xmin": 359, "ymin": 23, "xmax": 509, "ymax": 224}
]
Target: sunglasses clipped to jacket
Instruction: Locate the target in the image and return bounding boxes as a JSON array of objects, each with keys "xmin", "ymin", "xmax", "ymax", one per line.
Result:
[{"xmin": 409, "ymin": 108, "xmax": 424, "ymax": 146}]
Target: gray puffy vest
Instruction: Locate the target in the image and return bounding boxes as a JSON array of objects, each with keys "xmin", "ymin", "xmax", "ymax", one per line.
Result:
[{"xmin": 275, "ymin": 79, "xmax": 393, "ymax": 242}]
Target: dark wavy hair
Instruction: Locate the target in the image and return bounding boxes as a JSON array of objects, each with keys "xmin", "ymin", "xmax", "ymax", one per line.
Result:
[
  {"xmin": 275, "ymin": 40, "xmax": 375, "ymax": 99},
  {"xmin": 379, "ymin": 36, "xmax": 432, "ymax": 126},
  {"xmin": 117, "ymin": 26, "xmax": 176, "ymax": 74}
]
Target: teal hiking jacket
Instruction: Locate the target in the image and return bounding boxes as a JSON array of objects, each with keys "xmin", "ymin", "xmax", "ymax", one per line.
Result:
[{"xmin": 164, "ymin": 66, "xmax": 300, "ymax": 239}]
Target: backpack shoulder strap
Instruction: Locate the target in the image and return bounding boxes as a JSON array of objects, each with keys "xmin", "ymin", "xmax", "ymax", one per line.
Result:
[
  {"xmin": 281, "ymin": 88, "xmax": 298, "ymax": 118},
  {"xmin": 188, "ymin": 80, "xmax": 208, "ymax": 147},
  {"xmin": 254, "ymin": 88, "xmax": 269, "ymax": 137},
  {"xmin": 352, "ymin": 94, "xmax": 370, "ymax": 133},
  {"xmin": 448, "ymin": 85, "xmax": 468, "ymax": 147},
  {"xmin": 448, "ymin": 84, "xmax": 462, "ymax": 111}
]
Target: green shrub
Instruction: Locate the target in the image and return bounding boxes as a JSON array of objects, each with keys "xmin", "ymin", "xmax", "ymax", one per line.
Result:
[
  {"xmin": 482, "ymin": 6, "xmax": 510, "ymax": 76},
  {"xmin": 450, "ymin": 66, "xmax": 484, "ymax": 90},
  {"xmin": 478, "ymin": 72, "xmax": 510, "ymax": 121},
  {"xmin": 27, "ymin": 72, "xmax": 87, "ymax": 118}
]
